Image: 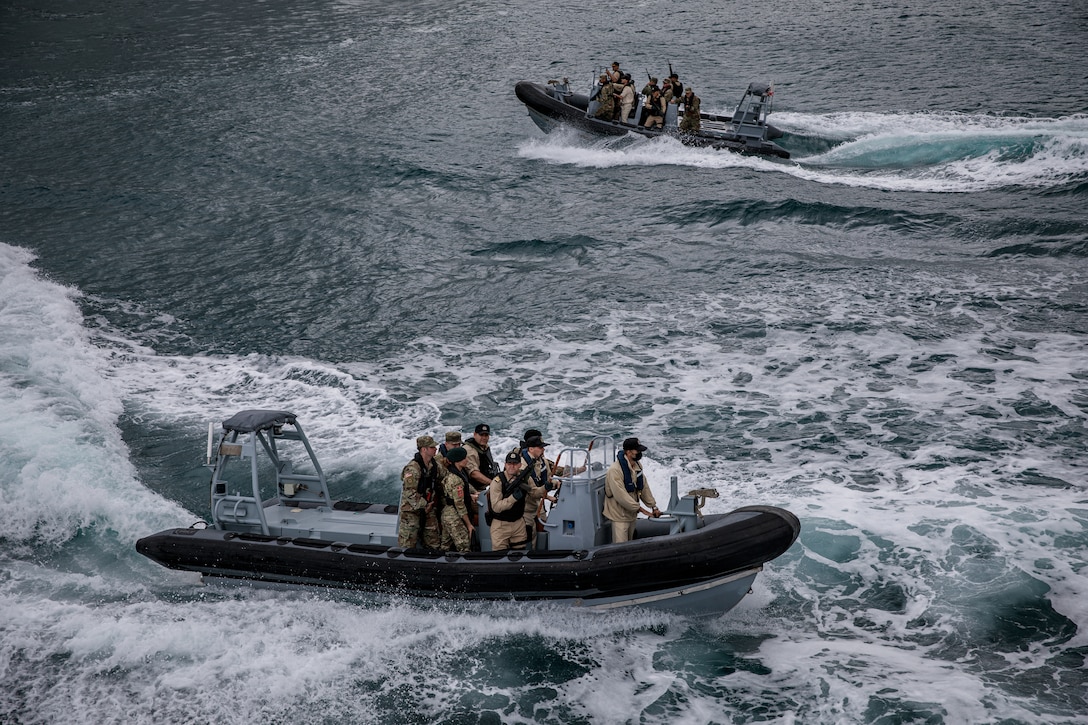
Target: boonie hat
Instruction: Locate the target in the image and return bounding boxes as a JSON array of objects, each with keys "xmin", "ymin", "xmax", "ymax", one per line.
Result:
[
  {"xmin": 445, "ymin": 446, "xmax": 468, "ymax": 463},
  {"xmin": 524, "ymin": 435, "xmax": 548, "ymax": 449},
  {"xmin": 416, "ymin": 435, "xmax": 437, "ymax": 449},
  {"xmin": 622, "ymin": 437, "xmax": 648, "ymax": 452}
]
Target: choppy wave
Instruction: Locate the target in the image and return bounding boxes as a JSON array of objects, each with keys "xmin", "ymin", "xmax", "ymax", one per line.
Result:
[
  {"xmin": 0, "ymin": 245, "xmax": 187, "ymax": 555},
  {"xmin": 517, "ymin": 111, "xmax": 1088, "ymax": 193},
  {"xmin": 4, "ymin": 243, "xmax": 1088, "ymax": 723},
  {"xmin": 4, "ymin": 0, "xmax": 1088, "ymax": 716}
]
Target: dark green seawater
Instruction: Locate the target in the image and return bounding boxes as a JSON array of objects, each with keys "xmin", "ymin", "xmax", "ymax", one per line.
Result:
[{"xmin": 2, "ymin": 0, "xmax": 1086, "ymax": 723}]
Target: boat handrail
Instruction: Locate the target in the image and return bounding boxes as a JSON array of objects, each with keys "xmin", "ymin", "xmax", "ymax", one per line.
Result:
[{"xmin": 277, "ymin": 472, "xmax": 322, "ymax": 483}]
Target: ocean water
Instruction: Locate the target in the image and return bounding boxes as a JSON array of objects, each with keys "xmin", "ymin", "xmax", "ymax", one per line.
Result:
[{"xmin": 2, "ymin": 0, "xmax": 1087, "ymax": 723}]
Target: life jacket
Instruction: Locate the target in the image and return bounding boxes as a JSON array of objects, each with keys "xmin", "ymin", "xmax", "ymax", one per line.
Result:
[
  {"xmin": 465, "ymin": 438, "xmax": 497, "ymax": 478},
  {"xmin": 682, "ymin": 94, "xmax": 699, "ymax": 117},
  {"xmin": 617, "ymin": 453, "xmax": 645, "ymax": 493},
  {"xmin": 413, "ymin": 453, "xmax": 441, "ymax": 510},
  {"xmin": 443, "ymin": 465, "xmax": 473, "ymax": 515},
  {"xmin": 486, "ymin": 472, "xmax": 526, "ymax": 523},
  {"xmin": 521, "ymin": 449, "xmax": 552, "ymax": 491}
]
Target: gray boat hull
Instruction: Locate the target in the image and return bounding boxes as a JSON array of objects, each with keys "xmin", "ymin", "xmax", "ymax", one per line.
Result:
[
  {"xmin": 137, "ymin": 507, "xmax": 798, "ymax": 617},
  {"xmin": 515, "ymin": 80, "xmax": 791, "ymax": 159},
  {"xmin": 135, "ymin": 410, "xmax": 800, "ymax": 617}
]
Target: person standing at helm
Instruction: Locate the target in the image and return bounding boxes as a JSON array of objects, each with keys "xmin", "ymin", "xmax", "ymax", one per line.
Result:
[{"xmin": 603, "ymin": 437, "xmax": 661, "ymax": 543}]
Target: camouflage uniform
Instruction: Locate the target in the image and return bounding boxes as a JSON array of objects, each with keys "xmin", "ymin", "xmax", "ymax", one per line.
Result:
[
  {"xmin": 594, "ymin": 80, "xmax": 616, "ymax": 120},
  {"xmin": 435, "ymin": 431, "xmax": 462, "ymax": 475},
  {"xmin": 398, "ymin": 445, "xmax": 441, "ymax": 549},
  {"xmin": 679, "ymin": 91, "xmax": 701, "ymax": 132},
  {"xmin": 439, "ymin": 468, "xmax": 473, "ymax": 552}
]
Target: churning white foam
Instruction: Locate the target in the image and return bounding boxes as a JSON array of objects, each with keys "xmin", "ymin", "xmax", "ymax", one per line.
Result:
[
  {"xmin": 517, "ymin": 111, "xmax": 1088, "ymax": 192},
  {"xmin": 0, "ymin": 244, "xmax": 188, "ymax": 552}
]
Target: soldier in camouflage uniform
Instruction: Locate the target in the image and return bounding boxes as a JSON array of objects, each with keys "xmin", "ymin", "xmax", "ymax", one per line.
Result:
[
  {"xmin": 435, "ymin": 430, "xmax": 463, "ymax": 473},
  {"xmin": 398, "ymin": 435, "xmax": 442, "ymax": 549},
  {"xmin": 678, "ymin": 87, "xmax": 701, "ymax": 132},
  {"xmin": 593, "ymin": 74, "xmax": 616, "ymax": 120},
  {"xmin": 439, "ymin": 446, "xmax": 476, "ymax": 552}
]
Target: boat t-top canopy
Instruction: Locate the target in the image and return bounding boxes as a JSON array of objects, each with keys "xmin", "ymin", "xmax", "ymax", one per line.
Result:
[
  {"xmin": 222, "ymin": 409, "xmax": 297, "ymax": 433},
  {"xmin": 746, "ymin": 82, "xmax": 773, "ymax": 97}
]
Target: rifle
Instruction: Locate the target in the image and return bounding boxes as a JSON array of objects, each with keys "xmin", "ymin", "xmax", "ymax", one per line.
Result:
[{"xmin": 502, "ymin": 455, "xmax": 543, "ymax": 499}]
